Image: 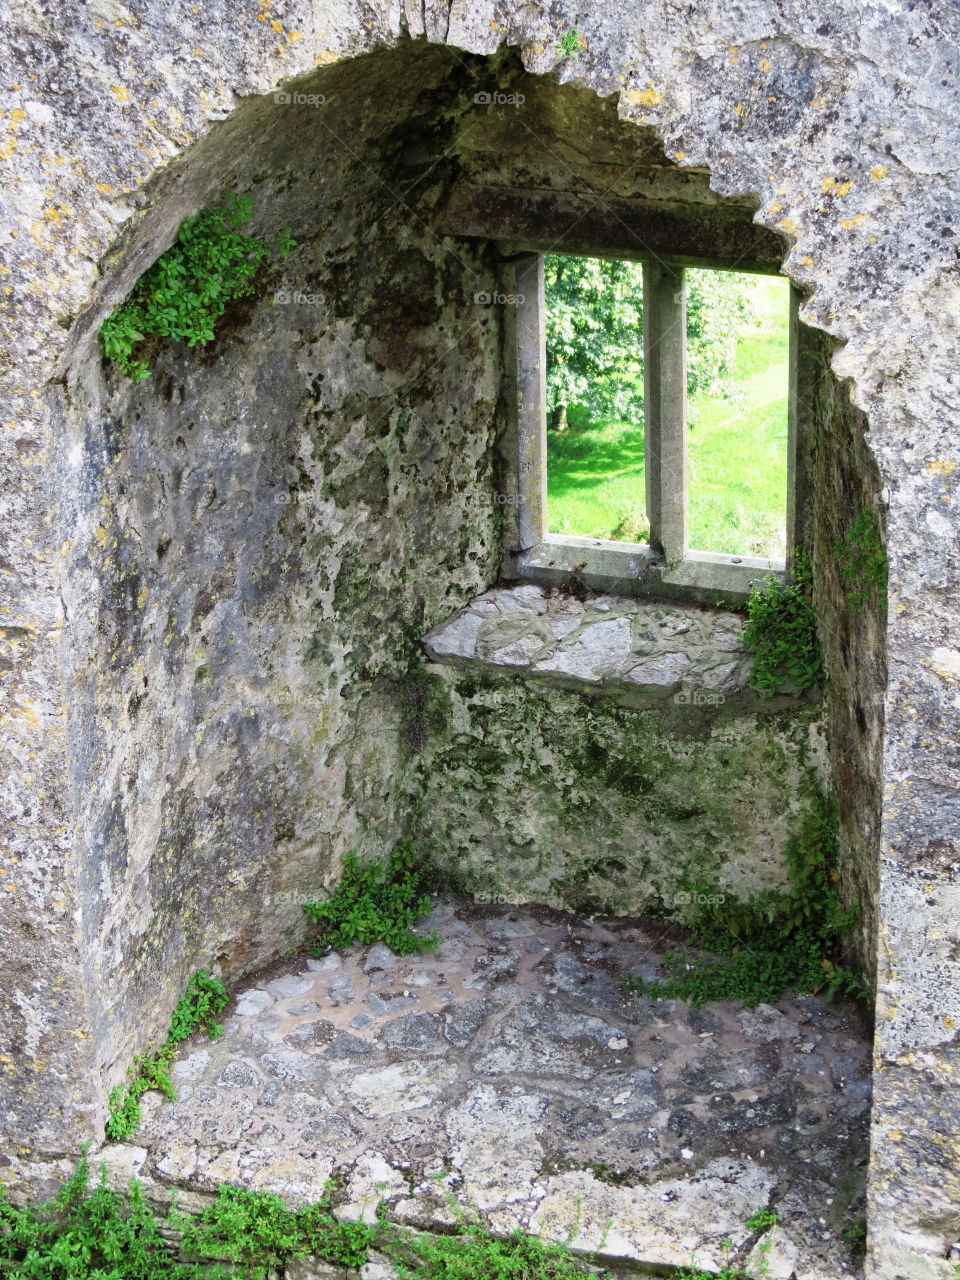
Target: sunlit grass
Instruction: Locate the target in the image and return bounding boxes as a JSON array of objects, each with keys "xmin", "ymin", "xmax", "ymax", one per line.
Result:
[{"xmin": 547, "ymin": 274, "xmax": 790, "ymax": 559}]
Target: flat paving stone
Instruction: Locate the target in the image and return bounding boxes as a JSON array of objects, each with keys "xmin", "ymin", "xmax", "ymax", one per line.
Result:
[{"xmin": 111, "ymin": 896, "xmax": 870, "ymax": 1278}]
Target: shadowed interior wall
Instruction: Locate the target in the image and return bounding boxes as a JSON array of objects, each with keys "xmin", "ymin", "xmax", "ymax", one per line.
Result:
[{"xmin": 52, "ymin": 44, "xmax": 505, "ymax": 1134}]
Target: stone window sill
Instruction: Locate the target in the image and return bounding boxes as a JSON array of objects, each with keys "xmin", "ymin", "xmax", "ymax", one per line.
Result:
[{"xmin": 422, "ymin": 583, "xmax": 817, "ymax": 714}]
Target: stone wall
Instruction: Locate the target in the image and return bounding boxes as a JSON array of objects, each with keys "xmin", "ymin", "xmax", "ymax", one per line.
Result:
[
  {"xmin": 802, "ymin": 327, "xmax": 887, "ymax": 980},
  {"xmin": 42, "ymin": 43, "xmax": 507, "ymax": 1138},
  {"xmin": 2, "ymin": 6, "xmax": 959, "ymax": 1277},
  {"xmin": 418, "ymin": 584, "xmax": 826, "ymax": 913}
]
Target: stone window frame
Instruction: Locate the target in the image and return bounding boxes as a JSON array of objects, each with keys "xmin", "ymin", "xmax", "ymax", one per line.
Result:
[{"xmin": 495, "ymin": 249, "xmax": 809, "ymax": 605}]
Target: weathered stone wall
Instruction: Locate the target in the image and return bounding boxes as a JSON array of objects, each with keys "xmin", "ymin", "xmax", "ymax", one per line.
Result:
[
  {"xmin": 800, "ymin": 327, "xmax": 887, "ymax": 980},
  {"xmin": 2, "ymin": 5, "xmax": 959, "ymax": 1276},
  {"xmin": 418, "ymin": 584, "xmax": 827, "ymax": 913},
  {"xmin": 42, "ymin": 44, "xmax": 507, "ymax": 1139}
]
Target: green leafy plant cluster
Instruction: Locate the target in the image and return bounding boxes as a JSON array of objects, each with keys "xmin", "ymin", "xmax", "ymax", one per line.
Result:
[
  {"xmin": 836, "ymin": 506, "xmax": 887, "ymax": 612},
  {"xmin": 625, "ymin": 793, "xmax": 870, "ymax": 1008},
  {"xmin": 0, "ymin": 1154, "xmax": 372, "ymax": 1280},
  {"xmin": 739, "ymin": 548, "xmax": 823, "ymax": 696},
  {"xmin": 175, "ymin": 1182, "xmax": 373, "ymax": 1270},
  {"xmin": 0, "ymin": 1153, "xmax": 191, "ymax": 1280},
  {"xmin": 303, "ymin": 839, "xmax": 439, "ymax": 956},
  {"xmin": 392, "ymin": 1218, "xmax": 600, "ymax": 1279},
  {"xmin": 100, "ymin": 192, "xmax": 295, "ymax": 381},
  {"xmin": 106, "ymin": 969, "xmax": 227, "ymax": 1143},
  {"xmin": 1, "ymin": 1156, "xmax": 795, "ymax": 1280}
]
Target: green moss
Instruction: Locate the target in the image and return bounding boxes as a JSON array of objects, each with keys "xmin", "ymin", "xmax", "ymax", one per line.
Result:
[
  {"xmin": 836, "ymin": 506, "xmax": 887, "ymax": 612},
  {"xmin": 625, "ymin": 792, "xmax": 871, "ymax": 1008}
]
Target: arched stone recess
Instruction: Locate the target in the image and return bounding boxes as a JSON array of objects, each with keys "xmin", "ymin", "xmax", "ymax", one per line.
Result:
[{"xmin": 1, "ymin": 5, "xmax": 957, "ymax": 1277}]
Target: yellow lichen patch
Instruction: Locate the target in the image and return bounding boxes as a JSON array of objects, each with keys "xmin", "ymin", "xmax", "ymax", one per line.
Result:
[
  {"xmin": 810, "ymin": 94, "xmax": 827, "ymax": 110},
  {"xmin": 777, "ymin": 216, "xmax": 799, "ymax": 235},
  {"xmin": 625, "ymin": 84, "xmax": 661, "ymax": 108},
  {"xmin": 758, "ymin": 57, "xmax": 772, "ymax": 72},
  {"xmin": 871, "ymin": 164, "xmax": 888, "ymax": 182},
  {"xmin": 769, "ymin": 201, "xmax": 783, "ymax": 215},
  {"xmin": 674, "ymin": 150, "xmax": 685, "ymax": 163},
  {"xmin": 136, "ymin": 585, "xmax": 148, "ymax": 609},
  {"xmin": 801, "ymin": 255, "xmax": 815, "ymax": 267},
  {"xmin": 840, "ymin": 213, "xmax": 867, "ymax": 230},
  {"xmin": 822, "ymin": 176, "xmax": 855, "ymax": 197},
  {"xmin": 95, "ymin": 182, "xmax": 115, "ymax": 194},
  {"xmin": 270, "ymin": 18, "xmax": 282, "ymax": 31},
  {"xmin": 926, "ymin": 458, "xmax": 955, "ymax": 476},
  {"xmin": 315, "ymin": 49, "xmax": 338, "ymax": 66},
  {"xmin": 287, "ymin": 30, "xmax": 302, "ymax": 43},
  {"xmin": 110, "ymin": 85, "xmax": 130, "ymax": 101}
]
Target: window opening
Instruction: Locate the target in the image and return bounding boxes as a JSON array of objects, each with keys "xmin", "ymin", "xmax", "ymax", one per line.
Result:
[{"xmin": 686, "ymin": 270, "xmax": 790, "ymax": 560}]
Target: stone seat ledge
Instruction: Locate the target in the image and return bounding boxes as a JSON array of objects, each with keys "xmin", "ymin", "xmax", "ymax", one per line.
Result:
[{"xmin": 423, "ymin": 583, "xmax": 816, "ymax": 714}]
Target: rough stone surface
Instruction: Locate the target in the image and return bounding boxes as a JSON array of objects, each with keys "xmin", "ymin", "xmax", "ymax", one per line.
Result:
[
  {"xmin": 418, "ymin": 589, "xmax": 827, "ymax": 913},
  {"xmin": 425, "ymin": 585, "xmax": 762, "ymax": 700},
  {"xmin": 1, "ymin": 5, "xmax": 958, "ymax": 1276},
  {"xmin": 105, "ymin": 906, "xmax": 869, "ymax": 1277}
]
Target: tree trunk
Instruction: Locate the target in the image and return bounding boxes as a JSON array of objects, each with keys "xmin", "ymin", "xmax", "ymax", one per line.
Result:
[{"xmin": 551, "ymin": 403, "xmax": 568, "ymax": 431}]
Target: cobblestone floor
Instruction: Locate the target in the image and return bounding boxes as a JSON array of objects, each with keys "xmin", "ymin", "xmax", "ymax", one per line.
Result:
[{"xmin": 105, "ymin": 898, "xmax": 872, "ymax": 1279}]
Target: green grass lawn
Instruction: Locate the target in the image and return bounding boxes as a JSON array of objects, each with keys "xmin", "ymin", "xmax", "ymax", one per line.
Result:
[{"xmin": 547, "ymin": 274, "xmax": 790, "ymax": 559}]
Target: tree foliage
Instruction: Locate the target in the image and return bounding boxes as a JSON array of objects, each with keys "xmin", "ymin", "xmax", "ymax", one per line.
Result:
[{"xmin": 543, "ymin": 254, "xmax": 756, "ymax": 427}]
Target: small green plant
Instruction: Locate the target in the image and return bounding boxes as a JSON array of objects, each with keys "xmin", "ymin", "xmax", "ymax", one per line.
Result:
[
  {"xmin": 168, "ymin": 968, "xmax": 229, "ymax": 1043},
  {"xmin": 836, "ymin": 506, "xmax": 887, "ymax": 612},
  {"xmin": 745, "ymin": 1208, "xmax": 779, "ymax": 1233},
  {"xmin": 106, "ymin": 968, "xmax": 227, "ymax": 1142},
  {"xmin": 175, "ymin": 1182, "xmax": 373, "ymax": 1270},
  {"xmin": 841, "ymin": 1219, "xmax": 866, "ymax": 1243},
  {"xmin": 0, "ymin": 1149, "xmax": 199, "ymax": 1280},
  {"xmin": 303, "ymin": 838, "xmax": 439, "ymax": 956},
  {"xmin": 100, "ymin": 192, "xmax": 295, "ymax": 381},
  {"xmin": 556, "ymin": 28, "xmax": 581, "ymax": 60},
  {"xmin": 391, "ymin": 1220, "xmax": 600, "ymax": 1278},
  {"xmin": 625, "ymin": 793, "xmax": 870, "ymax": 1008},
  {"xmin": 739, "ymin": 548, "xmax": 823, "ymax": 696},
  {"xmin": 670, "ymin": 1208, "xmax": 779, "ymax": 1280},
  {"xmin": 0, "ymin": 1154, "xmax": 372, "ymax": 1279}
]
